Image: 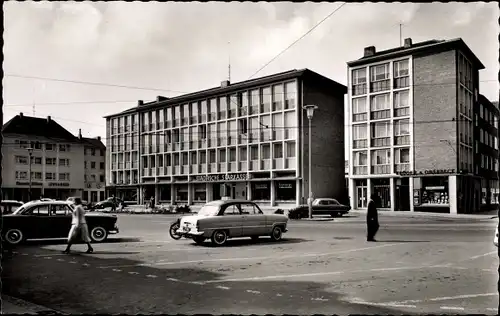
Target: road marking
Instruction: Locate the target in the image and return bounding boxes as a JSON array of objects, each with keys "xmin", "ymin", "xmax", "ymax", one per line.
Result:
[
  {"xmin": 276, "ymin": 293, "xmax": 283, "ymax": 297},
  {"xmin": 311, "ymin": 297, "xmax": 329, "ymax": 302},
  {"xmin": 69, "ymin": 261, "xmax": 77, "ymax": 264},
  {"xmin": 128, "ymin": 271, "xmax": 139, "ymax": 275},
  {"xmin": 246, "ymin": 290, "xmax": 261, "ymax": 294},
  {"xmin": 466, "ymin": 251, "xmax": 496, "ymax": 261},
  {"xmin": 146, "ymin": 274, "xmax": 158, "ymax": 278},
  {"xmin": 112, "ymin": 269, "xmax": 122, "ymax": 272},
  {"xmin": 166, "ymin": 277, "xmax": 179, "ymax": 282},
  {"xmin": 387, "ymin": 292, "xmax": 498, "ymax": 304},
  {"xmin": 189, "ymin": 281, "xmax": 205, "ymax": 285},
  {"xmin": 44, "ymin": 257, "xmax": 52, "ymax": 259},
  {"xmin": 82, "ymin": 263, "xmax": 90, "ymax": 267},
  {"xmin": 440, "ymin": 306, "xmax": 465, "ymax": 311},
  {"xmin": 21, "ymin": 253, "xmax": 28, "ymax": 256},
  {"xmin": 35, "ymin": 254, "xmax": 66, "ymax": 257},
  {"xmin": 57, "ymin": 259, "xmax": 65, "ymax": 262},
  {"xmin": 216, "ymin": 286, "xmax": 230, "ymax": 290},
  {"xmin": 487, "ymin": 308, "xmax": 497, "ymax": 311},
  {"xmin": 347, "ymin": 298, "xmax": 417, "ymax": 308}
]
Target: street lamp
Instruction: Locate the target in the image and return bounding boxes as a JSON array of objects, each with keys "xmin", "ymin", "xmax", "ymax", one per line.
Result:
[
  {"xmin": 27, "ymin": 147, "xmax": 33, "ymax": 201},
  {"xmin": 303, "ymin": 104, "xmax": 318, "ymax": 219}
]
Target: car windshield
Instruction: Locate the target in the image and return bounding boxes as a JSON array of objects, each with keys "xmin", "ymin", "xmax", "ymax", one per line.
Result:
[{"xmin": 197, "ymin": 204, "xmax": 220, "ymax": 216}]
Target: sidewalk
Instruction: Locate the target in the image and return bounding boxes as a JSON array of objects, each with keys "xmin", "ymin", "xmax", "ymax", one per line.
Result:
[
  {"xmin": 351, "ymin": 209, "xmax": 498, "ymax": 220},
  {"xmin": 2, "ymin": 295, "xmax": 63, "ymax": 314}
]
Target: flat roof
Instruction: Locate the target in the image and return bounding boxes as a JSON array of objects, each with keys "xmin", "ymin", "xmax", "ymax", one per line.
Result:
[{"xmin": 103, "ymin": 68, "xmax": 347, "ymax": 119}]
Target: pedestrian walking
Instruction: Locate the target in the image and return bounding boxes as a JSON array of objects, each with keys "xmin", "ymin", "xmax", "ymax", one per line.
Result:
[
  {"xmin": 110, "ymin": 195, "xmax": 117, "ymax": 212},
  {"xmin": 366, "ymin": 194, "xmax": 380, "ymax": 242},
  {"xmin": 63, "ymin": 197, "xmax": 93, "ymax": 254},
  {"xmin": 150, "ymin": 196, "xmax": 155, "ymax": 210}
]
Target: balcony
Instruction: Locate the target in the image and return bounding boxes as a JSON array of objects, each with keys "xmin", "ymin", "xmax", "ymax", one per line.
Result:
[
  {"xmin": 371, "ymin": 137, "xmax": 391, "ymax": 147},
  {"xmin": 371, "ymin": 110, "xmax": 390, "ymax": 120},
  {"xmin": 353, "ymin": 166, "xmax": 368, "ymax": 175},
  {"xmin": 219, "ymin": 163, "xmax": 227, "ymax": 173},
  {"xmin": 394, "ymin": 135, "xmax": 410, "ymax": 145},
  {"xmin": 285, "ymin": 157, "xmax": 296, "ymax": 169},
  {"xmin": 273, "ymin": 158, "xmax": 284, "ymax": 169},
  {"xmin": 209, "ymin": 163, "xmax": 217, "ymax": 173},
  {"xmin": 353, "ymin": 113, "xmax": 368, "ymax": 122},
  {"xmin": 250, "ymin": 160, "xmax": 259, "ymax": 171},
  {"xmin": 371, "ymin": 165, "xmax": 390, "ymax": 174},
  {"xmin": 353, "ymin": 139, "xmax": 368, "ymax": 149},
  {"xmin": 239, "ymin": 161, "xmax": 247, "ymax": 171},
  {"xmin": 199, "ymin": 164, "xmax": 207, "ymax": 173},
  {"xmin": 395, "ymin": 164, "xmax": 410, "ymax": 172},
  {"xmin": 261, "ymin": 159, "xmax": 271, "ymax": 170},
  {"xmin": 228, "ymin": 162, "xmax": 237, "ymax": 172},
  {"xmin": 394, "ymin": 107, "xmax": 410, "ymax": 117}
]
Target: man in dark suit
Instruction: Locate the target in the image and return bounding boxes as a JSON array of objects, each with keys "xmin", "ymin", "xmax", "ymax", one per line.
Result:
[{"xmin": 367, "ymin": 194, "xmax": 380, "ymax": 242}]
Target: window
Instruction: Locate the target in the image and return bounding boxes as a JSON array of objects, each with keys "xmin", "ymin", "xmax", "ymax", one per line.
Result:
[
  {"xmin": 223, "ymin": 205, "xmax": 240, "ymax": 215},
  {"xmin": 371, "ymin": 94, "xmax": 390, "ymax": 111},
  {"xmin": 51, "ymin": 204, "xmax": 71, "ymax": 216},
  {"xmin": 100, "ymin": 174, "xmax": 105, "ymax": 182},
  {"xmin": 218, "ymin": 149, "xmax": 226, "ymax": 163},
  {"xmin": 394, "ymin": 91, "xmax": 409, "ymax": 108},
  {"xmin": 394, "ymin": 119, "xmax": 410, "ymax": 135},
  {"xmin": 45, "ymin": 143, "xmax": 55, "ymax": 151},
  {"xmin": 239, "ymin": 147, "xmax": 247, "ymax": 161},
  {"xmin": 354, "ymin": 151, "xmax": 367, "ymax": 166},
  {"xmin": 395, "ymin": 148, "xmax": 410, "ymax": 163},
  {"xmin": 18, "ymin": 140, "xmax": 29, "ymax": 149},
  {"xmin": 229, "ymin": 148, "xmax": 236, "ymax": 162},
  {"xmin": 59, "ymin": 173, "xmax": 70, "ymax": 181},
  {"xmin": 352, "ymin": 68, "xmax": 367, "ymax": 84},
  {"xmin": 15, "ymin": 156, "xmax": 28, "ymax": 165},
  {"xmin": 371, "ymin": 149, "xmax": 390, "ymax": 165},
  {"xmin": 45, "ymin": 158, "xmax": 56, "ymax": 165},
  {"xmin": 352, "ymin": 97, "xmax": 367, "ymax": 113},
  {"xmin": 284, "ymin": 81, "xmax": 296, "ymax": 109},
  {"xmin": 100, "ymin": 162, "xmax": 105, "ymax": 169},
  {"xmin": 59, "ymin": 158, "xmax": 69, "ymax": 167},
  {"xmin": 372, "ymin": 121, "xmax": 390, "ymax": 138},
  {"xmin": 15, "ymin": 171, "xmax": 28, "ymax": 180},
  {"xmin": 286, "ymin": 142, "xmax": 296, "ymax": 158},
  {"xmin": 370, "ymin": 63, "xmax": 389, "ymax": 81},
  {"xmin": 34, "ymin": 157, "xmax": 42, "ymax": 164},
  {"xmin": 353, "ymin": 124, "xmax": 367, "ymax": 139},
  {"xmin": 240, "ymin": 203, "xmax": 260, "ymax": 215},
  {"xmin": 59, "ymin": 144, "xmax": 70, "ymax": 152},
  {"xmin": 239, "ymin": 119, "xmax": 248, "ymax": 134},
  {"xmin": 199, "ymin": 125, "xmax": 207, "ymax": 139},
  {"xmin": 261, "ymin": 144, "xmax": 270, "ymax": 159},
  {"xmin": 45, "ymin": 172, "xmax": 56, "ymax": 180},
  {"xmin": 393, "ymin": 59, "xmax": 409, "ymax": 77},
  {"xmin": 91, "ymin": 162, "xmax": 96, "ymax": 169},
  {"xmin": 273, "ymin": 143, "xmax": 283, "ymax": 159},
  {"xmin": 30, "ymin": 205, "xmax": 50, "ymax": 216},
  {"xmin": 31, "ymin": 172, "xmax": 42, "ymax": 180}
]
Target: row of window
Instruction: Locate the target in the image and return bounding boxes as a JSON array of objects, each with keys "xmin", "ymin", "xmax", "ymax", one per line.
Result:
[
  {"xmin": 85, "ymin": 174, "xmax": 105, "ymax": 183},
  {"xmin": 479, "ymin": 104, "xmax": 499, "ymax": 128},
  {"xmin": 351, "ymin": 59, "xmax": 409, "ymax": 96},
  {"xmin": 479, "ymin": 154, "xmax": 499, "ymax": 172},
  {"xmin": 85, "ymin": 147, "xmax": 105, "ymax": 156},
  {"xmin": 458, "ymin": 53, "xmax": 474, "ymax": 92},
  {"xmin": 352, "ymin": 148, "xmax": 410, "ymax": 175},
  {"xmin": 352, "ymin": 120, "xmax": 409, "ymax": 149},
  {"xmin": 84, "ymin": 161, "xmax": 105, "ymax": 170},
  {"xmin": 111, "ymin": 81, "xmax": 298, "ymax": 135},
  {"xmin": 17, "ymin": 140, "xmax": 72, "ymax": 152},
  {"xmin": 16, "ymin": 171, "xmax": 70, "ymax": 181},
  {"xmin": 352, "ymin": 90, "xmax": 410, "ymax": 122},
  {"xmin": 15, "ymin": 156, "xmax": 71, "ymax": 166}
]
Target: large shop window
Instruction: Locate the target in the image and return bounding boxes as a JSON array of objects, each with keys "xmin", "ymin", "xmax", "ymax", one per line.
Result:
[
  {"xmin": 251, "ymin": 182, "xmax": 271, "ymax": 201},
  {"xmin": 194, "ymin": 184, "xmax": 207, "ymax": 202},
  {"xmin": 419, "ymin": 177, "xmax": 449, "ymax": 206},
  {"xmin": 372, "ymin": 178, "xmax": 390, "ymax": 208},
  {"xmin": 275, "ymin": 180, "xmax": 296, "ymax": 201},
  {"xmin": 175, "ymin": 185, "xmax": 188, "ymax": 202},
  {"xmin": 159, "ymin": 185, "xmax": 171, "ymax": 202}
]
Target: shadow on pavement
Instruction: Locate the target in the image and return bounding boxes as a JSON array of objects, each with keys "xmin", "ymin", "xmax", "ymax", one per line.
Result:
[
  {"xmin": 375, "ymin": 240, "xmax": 430, "ymax": 243},
  {"xmin": 2, "ymin": 246, "xmax": 414, "ymax": 315},
  {"xmin": 191, "ymin": 237, "xmax": 313, "ymax": 248}
]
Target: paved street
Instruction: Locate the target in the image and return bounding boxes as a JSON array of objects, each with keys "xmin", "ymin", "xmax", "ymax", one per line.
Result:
[{"xmin": 2, "ymin": 213, "xmax": 498, "ymax": 315}]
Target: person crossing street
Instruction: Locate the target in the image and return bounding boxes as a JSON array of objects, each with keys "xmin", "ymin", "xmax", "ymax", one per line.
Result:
[
  {"xmin": 63, "ymin": 197, "xmax": 93, "ymax": 254},
  {"xmin": 366, "ymin": 194, "xmax": 380, "ymax": 242}
]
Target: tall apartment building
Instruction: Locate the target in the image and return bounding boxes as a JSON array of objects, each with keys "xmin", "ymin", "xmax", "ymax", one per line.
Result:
[
  {"xmin": 346, "ymin": 37, "xmax": 492, "ymax": 214},
  {"xmin": 105, "ymin": 69, "xmax": 347, "ymax": 207},
  {"xmin": 476, "ymin": 95, "xmax": 499, "ymax": 208},
  {"xmin": 80, "ymin": 131, "xmax": 107, "ymax": 203}
]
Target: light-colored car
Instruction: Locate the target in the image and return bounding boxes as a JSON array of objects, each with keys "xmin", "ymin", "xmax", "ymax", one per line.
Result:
[{"xmin": 175, "ymin": 199, "xmax": 289, "ymax": 246}]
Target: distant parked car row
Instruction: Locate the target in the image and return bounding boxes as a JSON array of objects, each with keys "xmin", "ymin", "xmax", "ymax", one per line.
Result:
[{"xmin": 286, "ymin": 198, "xmax": 351, "ymax": 219}]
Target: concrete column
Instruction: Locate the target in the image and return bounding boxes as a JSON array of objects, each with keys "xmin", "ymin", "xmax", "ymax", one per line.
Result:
[
  {"xmin": 270, "ymin": 180, "xmax": 275, "ymax": 207},
  {"xmin": 449, "ymin": 175, "xmax": 457, "ymax": 214},
  {"xmin": 247, "ymin": 181, "xmax": 252, "ymax": 201},
  {"xmin": 348, "ymin": 178, "xmax": 355, "ymax": 210},
  {"xmin": 389, "ymin": 177, "xmax": 395, "ymax": 212},
  {"xmin": 138, "ymin": 186, "xmax": 143, "ymax": 205},
  {"xmin": 154, "ymin": 184, "xmax": 159, "ymax": 205},
  {"xmin": 409, "ymin": 177, "xmax": 415, "ymax": 212},
  {"xmin": 187, "ymin": 183, "xmax": 193, "ymax": 205},
  {"xmin": 295, "ymin": 178, "xmax": 301, "ymax": 206},
  {"xmin": 367, "ymin": 178, "xmax": 372, "ymax": 204},
  {"xmin": 206, "ymin": 183, "xmax": 213, "ymax": 202},
  {"xmin": 170, "ymin": 184, "xmax": 175, "ymax": 205}
]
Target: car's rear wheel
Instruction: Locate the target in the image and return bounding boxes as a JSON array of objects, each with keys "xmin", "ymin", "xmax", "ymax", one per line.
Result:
[
  {"xmin": 211, "ymin": 230, "xmax": 228, "ymax": 246},
  {"xmin": 270, "ymin": 226, "xmax": 283, "ymax": 242},
  {"xmin": 193, "ymin": 236, "xmax": 206, "ymax": 245},
  {"xmin": 4, "ymin": 228, "xmax": 24, "ymax": 245},
  {"xmin": 90, "ymin": 226, "xmax": 108, "ymax": 243}
]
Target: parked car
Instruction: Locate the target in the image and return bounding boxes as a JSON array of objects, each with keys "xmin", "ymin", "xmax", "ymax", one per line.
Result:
[
  {"xmin": 288, "ymin": 198, "xmax": 351, "ymax": 219},
  {"xmin": 175, "ymin": 199, "xmax": 289, "ymax": 246},
  {"xmin": 93, "ymin": 197, "xmax": 126, "ymax": 210},
  {"xmin": 1, "ymin": 200, "xmax": 119, "ymax": 246},
  {"xmin": 1, "ymin": 200, "xmax": 23, "ymax": 214},
  {"xmin": 66, "ymin": 197, "xmax": 90, "ymax": 209}
]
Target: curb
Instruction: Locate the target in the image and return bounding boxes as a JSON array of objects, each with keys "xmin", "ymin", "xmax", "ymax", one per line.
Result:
[
  {"xmin": 1, "ymin": 294, "xmax": 65, "ymax": 315},
  {"xmin": 350, "ymin": 210, "xmax": 497, "ymax": 221}
]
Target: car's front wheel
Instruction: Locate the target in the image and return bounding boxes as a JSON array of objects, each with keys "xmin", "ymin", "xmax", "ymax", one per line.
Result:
[
  {"xmin": 3, "ymin": 228, "xmax": 24, "ymax": 245},
  {"xmin": 270, "ymin": 226, "xmax": 283, "ymax": 242},
  {"xmin": 211, "ymin": 230, "xmax": 228, "ymax": 246},
  {"xmin": 90, "ymin": 226, "xmax": 108, "ymax": 243}
]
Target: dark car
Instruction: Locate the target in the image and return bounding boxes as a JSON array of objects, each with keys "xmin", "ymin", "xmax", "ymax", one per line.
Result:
[
  {"xmin": 288, "ymin": 198, "xmax": 351, "ymax": 219},
  {"xmin": 1, "ymin": 201, "xmax": 119, "ymax": 246},
  {"xmin": 93, "ymin": 197, "xmax": 126, "ymax": 211},
  {"xmin": 1, "ymin": 200, "xmax": 23, "ymax": 214}
]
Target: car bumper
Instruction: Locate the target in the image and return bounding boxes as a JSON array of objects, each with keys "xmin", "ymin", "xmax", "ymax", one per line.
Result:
[
  {"xmin": 109, "ymin": 226, "xmax": 119, "ymax": 234},
  {"xmin": 176, "ymin": 228, "xmax": 205, "ymax": 238}
]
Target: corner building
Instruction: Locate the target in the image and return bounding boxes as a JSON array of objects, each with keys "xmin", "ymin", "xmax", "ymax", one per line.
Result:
[
  {"xmin": 105, "ymin": 69, "xmax": 347, "ymax": 207},
  {"xmin": 346, "ymin": 37, "xmax": 496, "ymax": 214}
]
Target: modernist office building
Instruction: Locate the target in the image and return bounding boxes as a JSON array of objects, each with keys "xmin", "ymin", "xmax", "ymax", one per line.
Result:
[
  {"xmin": 105, "ymin": 69, "xmax": 347, "ymax": 207},
  {"xmin": 2, "ymin": 114, "xmax": 106, "ymax": 202},
  {"xmin": 346, "ymin": 37, "xmax": 497, "ymax": 214}
]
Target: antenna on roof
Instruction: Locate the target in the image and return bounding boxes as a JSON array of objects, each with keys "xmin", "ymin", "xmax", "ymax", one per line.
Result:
[
  {"xmin": 228, "ymin": 41, "xmax": 231, "ymax": 82},
  {"xmin": 399, "ymin": 23, "xmax": 403, "ymax": 47},
  {"xmin": 32, "ymin": 80, "xmax": 36, "ymax": 116}
]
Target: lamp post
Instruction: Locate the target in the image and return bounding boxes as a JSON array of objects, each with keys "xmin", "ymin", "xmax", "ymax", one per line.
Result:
[
  {"xmin": 27, "ymin": 147, "xmax": 33, "ymax": 201},
  {"xmin": 303, "ymin": 104, "xmax": 318, "ymax": 219}
]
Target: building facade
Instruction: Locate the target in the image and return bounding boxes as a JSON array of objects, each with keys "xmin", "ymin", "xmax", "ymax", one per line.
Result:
[
  {"xmin": 81, "ymin": 133, "xmax": 106, "ymax": 203},
  {"xmin": 346, "ymin": 37, "xmax": 492, "ymax": 214},
  {"xmin": 105, "ymin": 69, "xmax": 347, "ymax": 207},
  {"xmin": 1, "ymin": 114, "xmax": 105, "ymax": 202},
  {"xmin": 476, "ymin": 95, "xmax": 499, "ymax": 208}
]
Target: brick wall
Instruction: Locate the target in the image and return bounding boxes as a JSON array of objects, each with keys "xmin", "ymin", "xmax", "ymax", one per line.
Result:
[
  {"xmin": 302, "ymin": 80, "xmax": 347, "ymax": 203},
  {"xmin": 413, "ymin": 50, "xmax": 458, "ymax": 171}
]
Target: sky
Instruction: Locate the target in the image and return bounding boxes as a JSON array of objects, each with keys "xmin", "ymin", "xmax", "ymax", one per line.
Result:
[{"xmin": 3, "ymin": 2, "xmax": 499, "ymax": 152}]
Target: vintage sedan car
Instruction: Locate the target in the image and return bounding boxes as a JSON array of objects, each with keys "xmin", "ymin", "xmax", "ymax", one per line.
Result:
[
  {"xmin": 175, "ymin": 199, "xmax": 288, "ymax": 246},
  {"xmin": 93, "ymin": 197, "xmax": 126, "ymax": 211},
  {"xmin": 2, "ymin": 201, "xmax": 119, "ymax": 246},
  {"xmin": 288, "ymin": 198, "xmax": 351, "ymax": 219},
  {"xmin": 1, "ymin": 200, "xmax": 23, "ymax": 214}
]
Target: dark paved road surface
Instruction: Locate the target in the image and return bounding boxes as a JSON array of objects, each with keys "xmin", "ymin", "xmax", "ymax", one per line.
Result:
[{"xmin": 3, "ymin": 213, "xmax": 498, "ymax": 314}]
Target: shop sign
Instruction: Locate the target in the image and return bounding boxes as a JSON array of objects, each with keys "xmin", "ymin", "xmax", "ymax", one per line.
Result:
[
  {"xmin": 16, "ymin": 181, "xmax": 43, "ymax": 186},
  {"xmin": 255, "ymin": 184, "xmax": 268, "ymax": 189},
  {"xmin": 278, "ymin": 183, "xmax": 293, "ymax": 189},
  {"xmin": 397, "ymin": 169, "xmax": 455, "ymax": 176},
  {"xmin": 194, "ymin": 173, "xmax": 249, "ymax": 182},
  {"xmin": 48, "ymin": 182, "xmax": 70, "ymax": 187},
  {"xmin": 425, "ymin": 186, "xmax": 445, "ymax": 190}
]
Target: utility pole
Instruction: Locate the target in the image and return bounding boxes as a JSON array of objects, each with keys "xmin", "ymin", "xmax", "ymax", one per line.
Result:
[{"xmin": 27, "ymin": 147, "xmax": 33, "ymax": 201}]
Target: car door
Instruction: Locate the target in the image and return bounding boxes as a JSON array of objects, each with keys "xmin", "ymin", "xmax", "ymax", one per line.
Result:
[
  {"xmin": 240, "ymin": 203, "xmax": 267, "ymax": 236},
  {"xmin": 219, "ymin": 204, "xmax": 244, "ymax": 237},
  {"xmin": 27, "ymin": 205, "xmax": 52, "ymax": 239},
  {"xmin": 312, "ymin": 199, "xmax": 328, "ymax": 214},
  {"xmin": 50, "ymin": 204, "xmax": 73, "ymax": 238}
]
